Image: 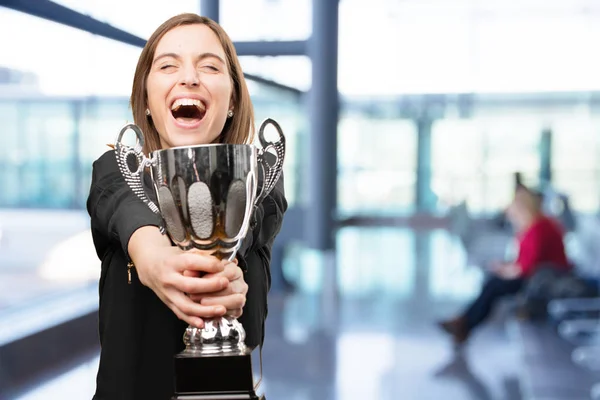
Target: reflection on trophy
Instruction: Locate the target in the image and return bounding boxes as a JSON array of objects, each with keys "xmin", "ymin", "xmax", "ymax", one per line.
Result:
[{"xmin": 114, "ymin": 118, "xmax": 285, "ymax": 399}]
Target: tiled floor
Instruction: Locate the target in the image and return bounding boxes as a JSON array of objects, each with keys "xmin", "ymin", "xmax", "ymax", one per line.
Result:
[{"xmin": 7, "ymin": 227, "xmax": 527, "ymax": 400}]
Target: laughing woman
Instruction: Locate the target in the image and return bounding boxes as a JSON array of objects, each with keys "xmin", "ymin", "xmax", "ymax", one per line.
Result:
[{"xmin": 86, "ymin": 14, "xmax": 287, "ymax": 399}]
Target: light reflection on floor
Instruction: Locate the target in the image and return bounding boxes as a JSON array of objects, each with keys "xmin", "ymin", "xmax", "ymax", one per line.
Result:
[{"xmin": 11, "ymin": 228, "xmax": 524, "ymax": 400}]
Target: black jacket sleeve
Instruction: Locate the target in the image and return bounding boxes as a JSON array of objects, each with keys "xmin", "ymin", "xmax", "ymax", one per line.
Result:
[
  {"xmin": 86, "ymin": 150, "xmax": 162, "ymax": 261},
  {"xmin": 236, "ymin": 172, "xmax": 287, "ymax": 347},
  {"xmin": 237, "ymin": 172, "xmax": 287, "ymax": 290}
]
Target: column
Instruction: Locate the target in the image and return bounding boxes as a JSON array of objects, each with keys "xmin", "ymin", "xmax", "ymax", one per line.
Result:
[
  {"xmin": 416, "ymin": 116, "xmax": 434, "ymax": 212},
  {"xmin": 306, "ymin": 0, "xmax": 339, "ymax": 251},
  {"xmin": 200, "ymin": 0, "xmax": 219, "ymax": 23},
  {"xmin": 539, "ymin": 127, "xmax": 553, "ymax": 187}
]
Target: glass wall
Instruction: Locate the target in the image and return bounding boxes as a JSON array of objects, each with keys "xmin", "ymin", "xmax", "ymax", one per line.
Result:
[
  {"xmin": 338, "ymin": 93, "xmax": 600, "ymax": 217},
  {"xmin": 221, "ymin": 0, "xmax": 311, "ymax": 41},
  {"xmin": 338, "ymin": 114, "xmax": 418, "ymax": 217},
  {"xmin": 246, "ymin": 81, "xmax": 306, "ymax": 208},
  {"xmin": 338, "ymin": 0, "xmax": 600, "ymax": 96},
  {"xmin": 53, "ymin": 0, "xmax": 201, "ymax": 39},
  {"xmin": 0, "ymin": 7, "xmax": 140, "ymax": 97},
  {"xmin": 0, "ymin": 92, "xmax": 303, "ymax": 210},
  {"xmin": 551, "ymin": 115, "xmax": 600, "ymax": 213},
  {"xmin": 431, "ymin": 116, "xmax": 542, "ymax": 214}
]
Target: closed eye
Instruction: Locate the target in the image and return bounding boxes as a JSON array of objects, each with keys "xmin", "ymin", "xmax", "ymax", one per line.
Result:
[{"xmin": 160, "ymin": 65, "xmax": 175, "ymax": 70}]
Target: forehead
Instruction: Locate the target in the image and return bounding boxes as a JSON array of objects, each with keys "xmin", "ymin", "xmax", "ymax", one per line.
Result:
[{"xmin": 155, "ymin": 24, "xmax": 226, "ymax": 59}]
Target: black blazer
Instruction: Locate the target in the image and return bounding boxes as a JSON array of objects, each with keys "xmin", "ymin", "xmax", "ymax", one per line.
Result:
[{"xmin": 86, "ymin": 150, "xmax": 287, "ymax": 400}]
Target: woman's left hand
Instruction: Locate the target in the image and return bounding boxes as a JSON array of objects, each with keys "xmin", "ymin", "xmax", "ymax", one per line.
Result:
[{"xmin": 187, "ymin": 259, "xmax": 248, "ymax": 318}]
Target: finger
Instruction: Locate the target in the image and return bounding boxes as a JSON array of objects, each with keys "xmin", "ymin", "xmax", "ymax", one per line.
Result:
[
  {"xmin": 188, "ymin": 294, "xmax": 204, "ymax": 303},
  {"xmin": 169, "ymin": 303, "xmax": 205, "ymax": 329},
  {"xmin": 200, "ymin": 293, "xmax": 246, "ymax": 310},
  {"xmin": 177, "ymin": 253, "xmax": 224, "ymax": 274},
  {"xmin": 203, "ymin": 263, "xmax": 242, "ymax": 281},
  {"xmin": 172, "ymin": 275, "xmax": 229, "ymax": 295},
  {"xmin": 218, "ymin": 258, "xmax": 238, "ymax": 266},
  {"xmin": 227, "ymin": 308, "xmax": 243, "ymax": 318},
  {"xmin": 172, "ymin": 291, "xmax": 227, "ymax": 319},
  {"xmin": 183, "ymin": 269, "xmax": 202, "ymax": 278},
  {"xmin": 189, "ymin": 288, "xmax": 231, "ymax": 301},
  {"xmin": 188, "ymin": 288, "xmax": 237, "ymax": 302},
  {"xmin": 188, "ymin": 288, "xmax": 236, "ymax": 303},
  {"xmin": 190, "ymin": 278, "xmax": 246, "ymax": 299}
]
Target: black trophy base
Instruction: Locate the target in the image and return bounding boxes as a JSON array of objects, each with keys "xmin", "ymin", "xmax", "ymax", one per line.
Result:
[{"xmin": 172, "ymin": 351, "xmax": 264, "ymax": 400}]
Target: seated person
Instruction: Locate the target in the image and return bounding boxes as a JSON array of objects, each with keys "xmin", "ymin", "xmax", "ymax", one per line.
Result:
[{"xmin": 438, "ymin": 186, "xmax": 570, "ymax": 345}]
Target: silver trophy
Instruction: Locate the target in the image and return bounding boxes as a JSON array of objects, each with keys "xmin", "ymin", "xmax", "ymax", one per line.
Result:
[{"xmin": 114, "ymin": 118, "xmax": 285, "ymax": 399}]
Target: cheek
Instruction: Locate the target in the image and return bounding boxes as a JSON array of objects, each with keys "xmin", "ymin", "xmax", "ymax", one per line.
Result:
[
  {"xmin": 145, "ymin": 82, "xmax": 158, "ymax": 111},
  {"xmin": 215, "ymin": 79, "xmax": 233, "ymax": 110},
  {"xmin": 146, "ymin": 76, "xmax": 168, "ymax": 110}
]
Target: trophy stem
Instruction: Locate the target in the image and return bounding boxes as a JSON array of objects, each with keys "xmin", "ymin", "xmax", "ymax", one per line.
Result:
[{"xmin": 181, "ymin": 316, "xmax": 249, "ymax": 357}]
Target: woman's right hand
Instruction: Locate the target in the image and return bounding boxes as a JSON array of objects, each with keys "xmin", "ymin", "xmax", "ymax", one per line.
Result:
[{"xmin": 128, "ymin": 227, "xmax": 229, "ymax": 329}]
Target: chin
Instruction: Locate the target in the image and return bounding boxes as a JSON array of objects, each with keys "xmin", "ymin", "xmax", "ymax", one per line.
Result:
[
  {"xmin": 164, "ymin": 125, "xmax": 209, "ymax": 148},
  {"xmin": 169, "ymin": 135, "xmax": 207, "ymax": 148}
]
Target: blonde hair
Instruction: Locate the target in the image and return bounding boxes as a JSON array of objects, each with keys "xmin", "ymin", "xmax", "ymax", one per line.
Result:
[
  {"xmin": 130, "ymin": 13, "xmax": 255, "ymax": 154},
  {"xmin": 514, "ymin": 187, "xmax": 542, "ymax": 216}
]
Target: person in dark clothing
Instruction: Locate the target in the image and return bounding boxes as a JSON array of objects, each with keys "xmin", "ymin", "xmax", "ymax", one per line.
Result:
[
  {"xmin": 86, "ymin": 14, "xmax": 287, "ymax": 399},
  {"xmin": 439, "ymin": 186, "xmax": 569, "ymax": 345}
]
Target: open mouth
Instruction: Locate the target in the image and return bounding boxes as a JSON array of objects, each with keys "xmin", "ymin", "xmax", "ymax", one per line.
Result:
[{"xmin": 170, "ymin": 98, "xmax": 206, "ymax": 124}]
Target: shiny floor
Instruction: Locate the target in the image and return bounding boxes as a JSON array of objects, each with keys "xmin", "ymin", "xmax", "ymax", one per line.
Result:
[{"xmin": 12, "ymin": 228, "xmax": 526, "ymax": 400}]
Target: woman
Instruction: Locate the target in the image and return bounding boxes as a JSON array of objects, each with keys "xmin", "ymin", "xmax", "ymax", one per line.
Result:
[
  {"xmin": 438, "ymin": 186, "xmax": 569, "ymax": 345},
  {"xmin": 87, "ymin": 14, "xmax": 287, "ymax": 399}
]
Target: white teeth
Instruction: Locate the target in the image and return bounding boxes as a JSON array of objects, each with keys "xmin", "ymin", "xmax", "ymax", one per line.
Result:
[{"xmin": 171, "ymin": 98, "xmax": 205, "ymax": 111}]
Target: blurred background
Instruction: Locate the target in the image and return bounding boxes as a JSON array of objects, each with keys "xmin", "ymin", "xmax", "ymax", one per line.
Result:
[{"xmin": 1, "ymin": 0, "xmax": 600, "ymax": 399}]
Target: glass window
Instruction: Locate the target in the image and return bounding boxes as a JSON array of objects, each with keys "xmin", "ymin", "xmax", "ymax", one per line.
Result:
[
  {"xmin": 432, "ymin": 116, "xmax": 541, "ymax": 214},
  {"xmin": 551, "ymin": 115, "xmax": 600, "ymax": 212},
  {"xmin": 241, "ymin": 56, "xmax": 311, "ymax": 92},
  {"xmin": 0, "ymin": 100, "xmax": 78, "ymax": 208},
  {"xmin": 53, "ymin": 0, "xmax": 200, "ymax": 39},
  {"xmin": 55, "ymin": 0, "xmax": 312, "ymax": 43},
  {"xmin": 247, "ymin": 80, "xmax": 305, "ymax": 208},
  {"xmin": 77, "ymin": 99, "xmax": 133, "ymax": 207},
  {"xmin": 431, "ymin": 119, "xmax": 485, "ymax": 211},
  {"xmin": 338, "ymin": 115, "xmax": 417, "ymax": 216},
  {"xmin": 338, "ymin": 1, "xmax": 600, "ymax": 96},
  {"xmin": 479, "ymin": 116, "xmax": 542, "ymax": 209},
  {"xmin": 0, "ymin": 8, "xmax": 141, "ymax": 96},
  {"xmin": 54, "ymin": 0, "xmax": 312, "ymax": 42},
  {"xmin": 221, "ymin": 0, "xmax": 311, "ymax": 41}
]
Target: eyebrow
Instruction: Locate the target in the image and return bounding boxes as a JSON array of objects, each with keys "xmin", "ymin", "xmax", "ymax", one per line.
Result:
[{"xmin": 152, "ymin": 52, "xmax": 226, "ymax": 65}]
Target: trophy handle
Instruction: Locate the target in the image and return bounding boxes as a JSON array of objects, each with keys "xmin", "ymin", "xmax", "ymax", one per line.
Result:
[
  {"xmin": 114, "ymin": 123, "xmax": 161, "ymax": 215},
  {"xmin": 255, "ymin": 118, "xmax": 286, "ymax": 206}
]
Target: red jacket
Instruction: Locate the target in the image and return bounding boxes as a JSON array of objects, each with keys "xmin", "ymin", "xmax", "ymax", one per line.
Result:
[{"xmin": 516, "ymin": 215, "xmax": 569, "ymax": 278}]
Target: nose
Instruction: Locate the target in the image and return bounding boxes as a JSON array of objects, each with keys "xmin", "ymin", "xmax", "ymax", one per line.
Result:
[{"xmin": 179, "ymin": 64, "xmax": 199, "ymax": 87}]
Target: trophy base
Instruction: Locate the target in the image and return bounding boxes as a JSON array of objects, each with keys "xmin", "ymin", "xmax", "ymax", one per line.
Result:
[{"xmin": 173, "ymin": 351, "xmax": 263, "ymax": 400}]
